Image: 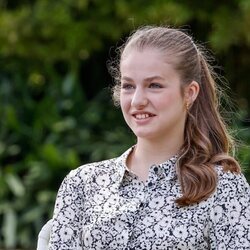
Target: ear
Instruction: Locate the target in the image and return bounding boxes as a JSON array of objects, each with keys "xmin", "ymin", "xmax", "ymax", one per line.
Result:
[{"xmin": 184, "ymin": 81, "xmax": 200, "ymax": 105}]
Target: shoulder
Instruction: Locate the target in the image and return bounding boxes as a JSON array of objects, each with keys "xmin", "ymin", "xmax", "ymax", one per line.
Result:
[
  {"xmin": 65, "ymin": 146, "xmax": 133, "ymax": 184},
  {"xmin": 215, "ymin": 165, "xmax": 249, "ymax": 189},
  {"xmin": 55, "ymin": 157, "xmax": 121, "ymax": 196},
  {"xmin": 208, "ymin": 166, "xmax": 250, "ymax": 248},
  {"xmin": 66, "ymin": 157, "xmax": 119, "ymax": 183},
  {"xmin": 58, "ymin": 147, "xmax": 133, "ymax": 191},
  {"xmin": 214, "ymin": 165, "xmax": 250, "ymax": 201}
]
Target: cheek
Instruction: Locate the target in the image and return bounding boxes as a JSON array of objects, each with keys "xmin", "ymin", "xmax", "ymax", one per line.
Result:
[
  {"xmin": 120, "ymin": 95, "xmax": 130, "ymax": 113},
  {"xmin": 156, "ymin": 92, "xmax": 184, "ymax": 111},
  {"xmin": 155, "ymin": 93, "xmax": 175, "ymax": 107}
]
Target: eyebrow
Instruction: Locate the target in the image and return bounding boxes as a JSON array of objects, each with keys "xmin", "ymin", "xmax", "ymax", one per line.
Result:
[{"xmin": 121, "ymin": 76, "xmax": 165, "ymax": 82}]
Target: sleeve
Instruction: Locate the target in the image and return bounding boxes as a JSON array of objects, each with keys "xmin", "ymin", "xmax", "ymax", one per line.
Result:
[
  {"xmin": 48, "ymin": 169, "xmax": 85, "ymax": 250},
  {"xmin": 208, "ymin": 170, "xmax": 250, "ymax": 249},
  {"xmin": 37, "ymin": 219, "xmax": 52, "ymax": 250}
]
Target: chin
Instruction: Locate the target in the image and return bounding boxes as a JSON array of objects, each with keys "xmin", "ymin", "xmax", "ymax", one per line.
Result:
[{"xmin": 133, "ymin": 130, "xmax": 156, "ymax": 139}]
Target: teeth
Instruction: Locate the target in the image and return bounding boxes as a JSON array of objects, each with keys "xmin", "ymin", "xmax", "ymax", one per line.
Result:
[{"xmin": 135, "ymin": 114, "xmax": 150, "ymax": 119}]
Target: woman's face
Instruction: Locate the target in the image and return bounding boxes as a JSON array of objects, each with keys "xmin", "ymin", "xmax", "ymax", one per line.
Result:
[{"xmin": 120, "ymin": 48, "xmax": 187, "ymax": 142}]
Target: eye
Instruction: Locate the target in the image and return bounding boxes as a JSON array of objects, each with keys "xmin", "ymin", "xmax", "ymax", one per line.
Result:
[
  {"xmin": 121, "ymin": 83, "xmax": 135, "ymax": 90},
  {"xmin": 149, "ymin": 83, "xmax": 163, "ymax": 88}
]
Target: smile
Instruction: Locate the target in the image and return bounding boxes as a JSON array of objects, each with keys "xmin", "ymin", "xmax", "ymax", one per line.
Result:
[{"xmin": 133, "ymin": 113, "xmax": 155, "ymax": 120}]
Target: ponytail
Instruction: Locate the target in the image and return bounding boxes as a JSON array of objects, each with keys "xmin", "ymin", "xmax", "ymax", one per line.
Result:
[{"xmin": 176, "ymin": 53, "xmax": 241, "ymax": 206}]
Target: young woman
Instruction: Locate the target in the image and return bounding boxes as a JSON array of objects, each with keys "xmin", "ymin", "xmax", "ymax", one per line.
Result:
[{"xmin": 45, "ymin": 26, "xmax": 250, "ymax": 249}]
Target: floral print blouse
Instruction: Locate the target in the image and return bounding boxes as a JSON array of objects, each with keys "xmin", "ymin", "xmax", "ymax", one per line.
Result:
[{"xmin": 49, "ymin": 147, "xmax": 250, "ymax": 250}]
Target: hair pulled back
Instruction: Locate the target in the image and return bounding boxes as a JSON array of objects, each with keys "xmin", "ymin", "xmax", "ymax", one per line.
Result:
[{"xmin": 109, "ymin": 26, "xmax": 240, "ymax": 206}]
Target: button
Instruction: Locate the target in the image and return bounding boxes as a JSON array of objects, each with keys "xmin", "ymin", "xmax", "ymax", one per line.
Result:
[
  {"xmin": 153, "ymin": 166, "xmax": 159, "ymax": 173},
  {"xmin": 139, "ymin": 201, "xmax": 148, "ymax": 208},
  {"xmin": 148, "ymin": 182, "xmax": 153, "ymax": 187}
]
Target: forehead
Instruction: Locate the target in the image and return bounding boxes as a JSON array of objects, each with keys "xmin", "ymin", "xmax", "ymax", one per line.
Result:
[
  {"xmin": 122, "ymin": 46, "xmax": 163, "ymax": 61},
  {"xmin": 120, "ymin": 48, "xmax": 180, "ymax": 81}
]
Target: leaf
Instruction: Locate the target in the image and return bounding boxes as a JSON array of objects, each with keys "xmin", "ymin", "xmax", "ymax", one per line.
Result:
[
  {"xmin": 2, "ymin": 208, "xmax": 17, "ymax": 248},
  {"xmin": 5, "ymin": 173, "xmax": 25, "ymax": 197}
]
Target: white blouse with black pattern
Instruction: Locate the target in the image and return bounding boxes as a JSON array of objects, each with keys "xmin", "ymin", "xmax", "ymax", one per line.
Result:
[{"xmin": 49, "ymin": 147, "xmax": 250, "ymax": 250}]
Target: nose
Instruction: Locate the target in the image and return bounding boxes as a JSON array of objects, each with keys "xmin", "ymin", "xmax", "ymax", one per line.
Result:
[{"xmin": 131, "ymin": 88, "xmax": 148, "ymax": 108}]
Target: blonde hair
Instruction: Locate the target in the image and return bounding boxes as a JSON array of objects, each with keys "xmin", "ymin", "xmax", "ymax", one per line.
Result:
[{"xmin": 109, "ymin": 26, "xmax": 240, "ymax": 206}]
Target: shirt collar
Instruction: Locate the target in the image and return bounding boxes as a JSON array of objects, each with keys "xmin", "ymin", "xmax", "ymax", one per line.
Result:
[
  {"xmin": 114, "ymin": 146, "xmax": 135, "ymax": 183},
  {"xmin": 114, "ymin": 146, "xmax": 179, "ymax": 184},
  {"xmin": 155, "ymin": 155, "xmax": 178, "ymax": 181}
]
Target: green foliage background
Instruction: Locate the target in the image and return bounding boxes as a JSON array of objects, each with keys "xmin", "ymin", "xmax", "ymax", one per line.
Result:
[{"xmin": 0, "ymin": 0, "xmax": 249, "ymax": 248}]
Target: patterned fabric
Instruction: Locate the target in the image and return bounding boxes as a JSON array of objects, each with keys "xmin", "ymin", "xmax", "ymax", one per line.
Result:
[{"xmin": 49, "ymin": 147, "xmax": 250, "ymax": 250}]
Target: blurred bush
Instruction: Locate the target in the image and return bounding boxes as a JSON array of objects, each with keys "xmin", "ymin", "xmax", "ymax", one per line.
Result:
[
  {"xmin": 0, "ymin": 68, "xmax": 134, "ymax": 248},
  {"xmin": 0, "ymin": 0, "xmax": 249, "ymax": 248}
]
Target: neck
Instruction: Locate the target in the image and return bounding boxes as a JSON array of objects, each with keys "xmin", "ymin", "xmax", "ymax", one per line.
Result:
[
  {"xmin": 126, "ymin": 137, "xmax": 183, "ymax": 182},
  {"xmin": 131, "ymin": 136, "xmax": 183, "ymax": 167}
]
